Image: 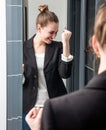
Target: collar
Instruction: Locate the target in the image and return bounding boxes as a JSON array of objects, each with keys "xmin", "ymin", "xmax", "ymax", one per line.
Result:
[{"xmin": 86, "ymin": 71, "xmax": 106, "ymax": 90}]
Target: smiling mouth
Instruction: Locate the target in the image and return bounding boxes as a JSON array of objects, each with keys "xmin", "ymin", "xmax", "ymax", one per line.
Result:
[
  {"xmin": 47, "ymin": 39, "xmax": 52, "ymax": 43},
  {"xmin": 49, "ymin": 39, "xmax": 52, "ymax": 41},
  {"xmin": 48, "ymin": 38, "xmax": 53, "ymax": 41}
]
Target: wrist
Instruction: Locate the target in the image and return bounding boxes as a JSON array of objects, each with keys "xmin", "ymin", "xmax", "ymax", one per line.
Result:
[{"xmin": 61, "ymin": 54, "xmax": 74, "ymax": 62}]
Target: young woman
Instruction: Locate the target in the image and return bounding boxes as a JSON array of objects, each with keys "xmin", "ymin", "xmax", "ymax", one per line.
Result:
[
  {"xmin": 23, "ymin": 4, "xmax": 73, "ymax": 130},
  {"xmin": 26, "ymin": 3, "xmax": 106, "ymax": 130}
]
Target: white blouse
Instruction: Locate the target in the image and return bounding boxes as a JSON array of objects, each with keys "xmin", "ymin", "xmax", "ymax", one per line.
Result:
[{"xmin": 35, "ymin": 53, "xmax": 49, "ymax": 107}]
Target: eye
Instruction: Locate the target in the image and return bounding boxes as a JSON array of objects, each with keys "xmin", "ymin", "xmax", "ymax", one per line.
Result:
[
  {"xmin": 49, "ymin": 31, "xmax": 54, "ymax": 34},
  {"xmin": 49, "ymin": 31, "xmax": 58, "ymax": 35}
]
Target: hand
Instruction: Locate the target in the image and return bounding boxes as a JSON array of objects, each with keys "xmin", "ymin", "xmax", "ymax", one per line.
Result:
[
  {"xmin": 25, "ymin": 107, "xmax": 43, "ymax": 130},
  {"xmin": 61, "ymin": 29, "xmax": 72, "ymax": 45},
  {"xmin": 61, "ymin": 29, "xmax": 72, "ymax": 57}
]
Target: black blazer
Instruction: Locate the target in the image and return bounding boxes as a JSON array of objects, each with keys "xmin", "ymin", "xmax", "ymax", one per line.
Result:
[
  {"xmin": 41, "ymin": 71, "xmax": 106, "ymax": 130},
  {"xmin": 23, "ymin": 35, "xmax": 73, "ymax": 113}
]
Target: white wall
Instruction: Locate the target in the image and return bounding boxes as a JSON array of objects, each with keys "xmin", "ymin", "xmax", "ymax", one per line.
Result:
[{"xmin": 27, "ymin": 0, "xmax": 67, "ymax": 41}]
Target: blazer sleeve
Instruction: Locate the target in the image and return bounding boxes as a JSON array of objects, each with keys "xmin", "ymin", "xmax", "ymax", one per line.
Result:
[
  {"xmin": 41, "ymin": 94, "xmax": 81, "ymax": 130},
  {"xmin": 41, "ymin": 100, "xmax": 56, "ymax": 130},
  {"xmin": 58, "ymin": 42, "xmax": 73, "ymax": 78}
]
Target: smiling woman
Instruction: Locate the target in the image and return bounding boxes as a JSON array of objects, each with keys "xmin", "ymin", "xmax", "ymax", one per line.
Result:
[{"xmin": 22, "ymin": 4, "xmax": 73, "ymax": 130}]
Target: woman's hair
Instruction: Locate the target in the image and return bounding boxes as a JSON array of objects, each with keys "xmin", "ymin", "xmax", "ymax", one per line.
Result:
[
  {"xmin": 86, "ymin": 3, "xmax": 106, "ymax": 52},
  {"xmin": 94, "ymin": 3, "xmax": 106, "ymax": 47},
  {"xmin": 36, "ymin": 4, "xmax": 59, "ymax": 27}
]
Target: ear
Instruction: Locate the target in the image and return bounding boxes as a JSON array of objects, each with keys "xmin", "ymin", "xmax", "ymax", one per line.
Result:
[
  {"xmin": 36, "ymin": 24, "xmax": 42, "ymax": 32},
  {"xmin": 92, "ymin": 35, "xmax": 100, "ymax": 57}
]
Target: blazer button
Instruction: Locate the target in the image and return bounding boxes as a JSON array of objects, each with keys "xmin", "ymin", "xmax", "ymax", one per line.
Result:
[
  {"xmin": 33, "ymin": 86, "xmax": 35, "ymax": 90},
  {"xmin": 34, "ymin": 75, "xmax": 37, "ymax": 78}
]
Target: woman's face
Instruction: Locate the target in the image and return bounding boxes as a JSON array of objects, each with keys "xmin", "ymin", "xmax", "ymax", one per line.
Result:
[{"xmin": 38, "ymin": 22, "xmax": 59, "ymax": 44}]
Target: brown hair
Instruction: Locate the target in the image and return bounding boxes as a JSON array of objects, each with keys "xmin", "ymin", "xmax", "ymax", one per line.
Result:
[{"xmin": 36, "ymin": 4, "xmax": 59, "ymax": 27}]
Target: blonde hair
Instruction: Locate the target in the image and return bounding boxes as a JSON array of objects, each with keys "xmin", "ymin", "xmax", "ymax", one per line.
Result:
[
  {"xmin": 86, "ymin": 3, "xmax": 106, "ymax": 52},
  {"xmin": 36, "ymin": 4, "xmax": 59, "ymax": 27},
  {"xmin": 94, "ymin": 3, "xmax": 106, "ymax": 47}
]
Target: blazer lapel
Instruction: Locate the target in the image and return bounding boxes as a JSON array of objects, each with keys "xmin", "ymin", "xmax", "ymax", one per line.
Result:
[
  {"xmin": 86, "ymin": 71, "xmax": 106, "ymax": 90},
  {"xmin": 26, "ymin": 38, "xmax": 55, "ymax": 71},
  {"xmin": 44, "ymin": 42, "xmax": 54, "ymax": 70},
  {"xmin": 26, "ymin": 36, "xmax": 37, "ymax": 70}
]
